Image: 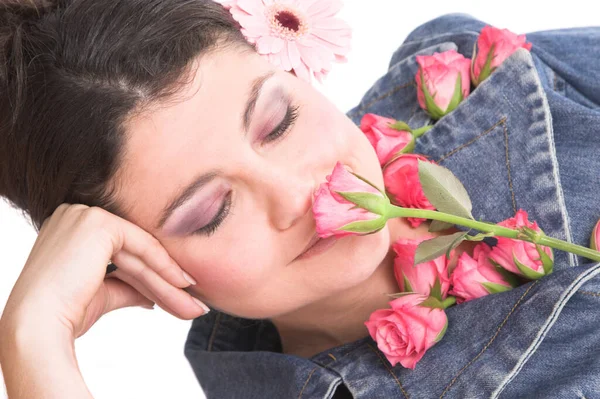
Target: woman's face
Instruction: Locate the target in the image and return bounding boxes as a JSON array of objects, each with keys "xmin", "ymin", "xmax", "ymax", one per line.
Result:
[{"xmin": 116, "ymin": 47, "xmax": 391, "ymax": 319}]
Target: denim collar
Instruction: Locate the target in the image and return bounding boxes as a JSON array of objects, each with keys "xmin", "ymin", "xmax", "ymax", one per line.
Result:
[{"xmin": 184, "ymin": 34, "xmax": 597, "ymax": 398}]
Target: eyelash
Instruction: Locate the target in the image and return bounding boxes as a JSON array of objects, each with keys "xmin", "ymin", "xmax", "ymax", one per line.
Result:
[
  {"xmin": 262, "ymin": 103, "xmax": 300, "ymax": 145},
  {"xmin": 193, "ymin": 104, "xmax": 299, "ymax": 237},
  {"xmin": 193, "ymin": 191, "xmax": 234, "ymax": 237}
]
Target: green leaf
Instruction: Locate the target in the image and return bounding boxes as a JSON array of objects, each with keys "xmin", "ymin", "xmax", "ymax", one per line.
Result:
[
  {"xmin": 338, "ymin": 216, "xmax": 387, "ymax": 234},
  {"xmin": 434, "ymin": 319, "xmax": 448, "ymax": 343},
  {"xmin": 389, "ymin": 120, "xmax": 412, "ymax": 132},
  {"xmin": 386, "ymin": 292, "xmax": 416, "ymax": 299},
  {"xmin": 476, "ymin": 43, "xmax": 496, "ymax": 85},
  {"xmin": 419, "ymin": 68, "xmax": 445, "ymax": 120},
  {"xmin": 419, "ymin": 296, "xmax": 445, "ymax": 309},
  {"xmin": 347, "ymin": 171, "xmax": 387, "ymax": 197},
  {"xmin": 403, "ymin": 274, "xmax": 413, "ymax": 292},
  {"xmin": 414, "ymin": 232, "xmax": 468, "ymax": 264},
  {"xmin": 429, "ymin": 220, "xmax": 454, "ymax": 232},
  {"xmin": 418, "ymin": 160, "xmax": 474, "ymax": 220},
  {"xmin": 481, "ymin": 282, "xmax": 512, "ymax": 295},
  {"xmin": 465, "ymin": 232, "xmax": 496, "ymax": 241},
  {"xmin": 444, "ymin": 73, "xmax": 464, "ymax": 114},
  {"xmin": 488, "ymin": 259, "xmax": 521, "ymax": 287},
  {"xmin": 513, "ymin": 253, "xmax": 545, "ymax": 280},
  {"xmin": 336, "ymin": 191, "xmax": 387, "ymax": 215},
  {"xmin": 470, "ymin": 41, "xmax": 478, "ymax": 87},
  {"xmin": 536, "ymin": 245, "xmax": 554, "ymax": 276},
  {"xmin": 429, "ymin": 278, "xmax": 443, "ymax": 301}
]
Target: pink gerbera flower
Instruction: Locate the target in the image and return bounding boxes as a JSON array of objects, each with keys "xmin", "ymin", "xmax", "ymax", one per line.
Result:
[{"xmin": 214, "ymin": 0, "xmax": 352, "ymax": 83}]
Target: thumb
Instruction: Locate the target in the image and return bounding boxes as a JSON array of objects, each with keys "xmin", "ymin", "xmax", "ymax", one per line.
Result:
[
  {"xmin": 76, "ymin": 279, "xmax": 155, "ymax": 338},
  {"xmin": 103, "ymin": 278, "xmax": 156, "ymax": 312}
]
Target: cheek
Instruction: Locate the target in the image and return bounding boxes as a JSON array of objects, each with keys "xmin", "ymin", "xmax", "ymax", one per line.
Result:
[{"xmin": 168, "ymin": 231, "xmax": 277, "ymax": 303}]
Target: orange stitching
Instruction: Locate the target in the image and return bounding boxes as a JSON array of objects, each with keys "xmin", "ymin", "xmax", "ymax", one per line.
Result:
[
  {"xmin": 298, "ymin": 367, "xmax": 319, "ymax": 398},
  {"xmin": 207, "ymin": 312, "xmax": 222, "ymax": 351},
  {"xmin": 439, "ymin": 281, "xmax": 539, "ymax": 398},
  {"xmin": 367, "ymin": 343, "xmax": 410, "ymax": 399},
  {"xmin": 503, "ymin": 120, "xmax": 517, "ymax": 213},
  {"xmin": 328, "ymin": 353, "xmax": 337, "ymax": 362},
  {"xmin": 347, "ymin": 82, "xmax": 414, "ymax": 119},
  {"xmin": 436, "ymin": 117, "xmax": 506, "ymax": 163},
  {"xmin": 579, "ymin": 290, "xmax": 600, "ymax": 297}
]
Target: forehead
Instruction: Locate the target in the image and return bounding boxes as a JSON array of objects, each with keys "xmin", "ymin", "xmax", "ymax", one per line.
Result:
[{"xmin": 115, "ymin": 48, "xmax": 269, "ymax": 232}]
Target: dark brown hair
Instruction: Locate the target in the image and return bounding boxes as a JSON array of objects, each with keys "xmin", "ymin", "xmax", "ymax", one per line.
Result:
[{"xmin": 0, "ymin": 0, "xmax": 250, "ymax": 231}]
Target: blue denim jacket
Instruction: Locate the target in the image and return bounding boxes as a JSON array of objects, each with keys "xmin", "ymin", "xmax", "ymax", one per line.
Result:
[{"xmin": 184, "ymin": 14, "xmax": 600, "ymax": 398}]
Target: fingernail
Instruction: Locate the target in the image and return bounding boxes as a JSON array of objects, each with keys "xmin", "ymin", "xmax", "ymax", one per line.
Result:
[
  {"xmin": 192, "ymin": 297, "xmax": 210, "ymax": 314},
  {"xmin": 183, "ymin": 271, "xmax": 197, "ymax": 285},
  {"xmin": 142, "ymin": 303, "xmax": 155, "ymax": 310}
]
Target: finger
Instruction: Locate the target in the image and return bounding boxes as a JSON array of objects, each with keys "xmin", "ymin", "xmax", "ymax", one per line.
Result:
[
  {"xmin": 103, "ymin": 278, "xmax": 155, "ymax": 312},
  {"xmin": 109, "ymin": 256, "xmax": 209, "ymax": 320},
  {"xmin": 90, "ymin": 207, "xmax": 196, "ymax": 289}
]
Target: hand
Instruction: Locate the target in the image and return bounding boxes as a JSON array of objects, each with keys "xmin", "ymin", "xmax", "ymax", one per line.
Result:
[{"xmin": 0, "ymin": 203, "xmax": 209, "ymax": 340}]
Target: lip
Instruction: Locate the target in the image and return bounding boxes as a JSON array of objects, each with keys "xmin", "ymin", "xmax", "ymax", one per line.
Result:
[{"xmin": 294, "ymin": 232, "xmax": 338, "ymax": 261}]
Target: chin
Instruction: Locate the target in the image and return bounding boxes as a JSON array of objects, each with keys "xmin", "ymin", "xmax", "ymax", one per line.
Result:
[{"xmin": 325, "ymin": 224, "xmax": 392, "ymax": 290}]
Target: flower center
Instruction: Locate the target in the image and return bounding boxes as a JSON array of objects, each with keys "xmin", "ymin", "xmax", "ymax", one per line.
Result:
[
  {"xmin": 267, "ymin": 5, "xmax": 308, "ymax": 40},
  {"xmin": 275, "ymin": 11, "xmax": 300, "ymax": 32}
]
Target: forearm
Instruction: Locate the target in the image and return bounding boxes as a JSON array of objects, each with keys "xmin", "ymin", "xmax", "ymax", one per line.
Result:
[{"xmin": 0, "ymin": 318, "xmax": 93, "ymax": 399}]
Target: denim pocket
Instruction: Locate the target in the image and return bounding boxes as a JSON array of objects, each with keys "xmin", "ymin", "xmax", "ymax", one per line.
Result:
[{"xmin": 413, "ymin": 48, "xmax": 576, "ymax": 269}]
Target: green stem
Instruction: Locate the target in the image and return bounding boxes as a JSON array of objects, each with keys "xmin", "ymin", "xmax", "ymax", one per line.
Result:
[
  {"xmin": 412, "ymin": 125, "xmax": 433, "ymax": 139},
  {"xmin": 441, "ymin": 296, "xmax": 456, "ymax": 309},
  {"xmin": 386, "ymin": 205, "xmax": 600, "ymax": 262}
]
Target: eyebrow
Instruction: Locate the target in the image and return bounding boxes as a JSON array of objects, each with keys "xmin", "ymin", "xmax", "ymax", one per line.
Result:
[
  {"xmin": 243, "ymin": 70, "xmax": 276, "ymax": 133},
  {"xmin": 157, "ymin": 71, "xmax": 275, "ymax": 231}
]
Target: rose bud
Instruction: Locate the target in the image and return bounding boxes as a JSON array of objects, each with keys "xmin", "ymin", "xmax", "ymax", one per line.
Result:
[
  {"xmin": 449, "ymin": 243, "xmax": 515, "ymax": 303},
  {"xmin": 313, "ymin": 162, "xmax": 388, "ymax": 238},
  {"xmin": 360, "ymin": 113, "xmax": 415, "ymax": 166},
  {"xmin": 393, "ymin": 236, "xmax": 451, "ymax": 298},
  {"xmin": 365, "ymin": 293, "xmax": 448, "ymax": 370},
  {"xmin": 415, "ymin": 50, "xmax": 471, "ymax": 120},
  {"xmin": 592, "ymin": 219, "xmax": 600, "ymax": 251},
  {"xmin": 472, "ymin": 25, "xmax": 532, "ymax": 86},
  {"xmin": 383, "ymin": 154, "xmax": 436, "ymax": 228},
  {"xmin": 488, "ymin": 210, "xmax": 554, "ymax": 280}
]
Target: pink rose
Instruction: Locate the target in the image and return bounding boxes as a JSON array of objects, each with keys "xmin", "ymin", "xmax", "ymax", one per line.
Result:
[
  {"xmin": 415, "ymin": 50, "xmax": 471, "ymax": 119},
  {"xmin": 449, "ymin": 243, "xmax": 513, "ymax": 303},
  {"xmin": 488, "ymin": 210, "xmax": 553, "ymax": 279},
  {"xmin": 473, "ymin": 25, "xmax": 532, "ymax": 85},
  {"xmin": 313, "ymin": 162, "xmax": 386, "ymax": 238},
  {"xmin": 360, "ymin": 113, "xmax": 414, "ymax": 166},
  {"xmin": 393, "ymin": 236, "xmax": 450, "ymax": 298},
  {"xmin": 365, "ymin": 294, "xmax": 448, "ymax": 369},
  {"xmin": 383, "ymin": 154, "xmax": 436, "ymax": 228},
  {"xmin": 592, "ymin": 219, "xmax": 600, "ymax": 251}
]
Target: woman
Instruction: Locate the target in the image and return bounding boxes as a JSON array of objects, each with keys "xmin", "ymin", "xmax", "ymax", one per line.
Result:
[{"xmin": 0, "ymin": 1, "xmax": 599, "ymax": 398}]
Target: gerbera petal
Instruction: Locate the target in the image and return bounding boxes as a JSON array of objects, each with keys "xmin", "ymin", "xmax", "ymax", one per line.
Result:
[
  {"xmin": 297, "ymin": 43, "xmax": 324, "ymax": 71},
  {"xmin": 293, "ymin": 60, "xmax": 312, "ymax": 83},
  {"xmin": 306, "ymin": 0, "xmax": 343, "ymax": 19},
  {"xmin": 287, "ymin": 41, "xmax": 303, "ymax": 69},
  {"xmin": 311, "ymin": 27, "xmax": 352, "ymax": 48},
  {"xmin": 279, "ymin": 41, "xmax": 293, "ymax": 71},
  {"xmin": 271, "ymin": 37, "xmax": 285, "ymax": 53},
  {"xmin": 236, "ymin": 0, "xmax": 265, "ymax": 16},
  {"xmin": 256, "ymin": 35, "xmax": 275, "ymax": 54}
]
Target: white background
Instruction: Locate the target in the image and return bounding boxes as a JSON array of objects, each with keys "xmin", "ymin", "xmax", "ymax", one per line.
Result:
[{"xmin": 1, "ymin": 1, "xmax": 597, "ymax": 398}]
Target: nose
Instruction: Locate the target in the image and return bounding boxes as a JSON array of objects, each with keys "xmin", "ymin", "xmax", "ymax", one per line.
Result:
[{"xmin": 261, "ymin": 166, "xmax": 315, "ymax": 231}]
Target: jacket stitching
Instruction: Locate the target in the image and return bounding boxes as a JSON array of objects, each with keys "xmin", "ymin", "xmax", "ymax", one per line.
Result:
[
  {"xmin": 347, "ymin": 82, "xmax": 414, "ymax": 120},
  {"xmin": 435, "ymin": 117, "xmax": 505, "ymax": 162},
  {"xmin": 207, "ymin": 312, "xmax": 222, "ymax": 351},
  {"xmin": 439, "ymin": 280, "xmax": 538, "ymax": 398},
  {"xmin": 579, "ymin": 290, "xmax": 600, "ymax": 297},
  {"xmin": 435, "ymin": 117, "xmax": 517, "ymax": 214},
  {"xmin": 367, "ymin": 343, "xmax": 410, "ymax": 399},
  {"xmin": 298, "ymin": 367, "xmax": 319, "ymax": 398},
  {"xmin": 502, "ymin": 119, "xmax": 518, "ymax": 213}
]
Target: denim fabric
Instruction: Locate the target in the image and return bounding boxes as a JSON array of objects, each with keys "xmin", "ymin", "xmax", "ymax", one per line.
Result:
[{"xmin": 184, "ymin": 14, "xmax": 600, "ymax": 398}]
